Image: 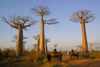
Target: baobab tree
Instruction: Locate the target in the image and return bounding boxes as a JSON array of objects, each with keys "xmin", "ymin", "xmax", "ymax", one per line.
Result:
[
  {"xmin": 2, "ymin": 15, "xmax": 35, "ymax": 56},
  {"xmin": 54, "ymin": 44, "xmax": 57, "ymax": 49},
  {"xmin": 33, "ymin": 44, "xmax": 37, "ymax": 52},
  {"xmin": 31, "ymin": 6, "xmax": 59, "ymax": 54},
  {"xmin": 33, "ymin": 35, "xmax": 40, "ymax": 53},
  {"xmin": 45, "ymin": 38, "xmax": 50, "ymax": 54},
  {"xmin": 77, "ymin": 46, "xmax": 82, "ymax": 52},
  {"xmin": 89, "ymin": 44, "xmax": 92, "ymax": 51},
  {"xmin": 11, "ymin": 35, "xmax": 28, "ymax": 55},
  {"xmin": 78, "ymin": 46, "xmax": 83, "ymax": 52},
  {"xmin": 77, "ymin": 46, "xmax": 79, "ymax": 51},
  {"xmin": 23, "ymin": 41, "xmax": 27, "ymax": 53},
  {"xmin": 96, "ymin": 47, "xmax": 99, "ymax": 51},
  {"xmin": 70, "ymin": 10, "xmax": 95, "ymax": 56}
]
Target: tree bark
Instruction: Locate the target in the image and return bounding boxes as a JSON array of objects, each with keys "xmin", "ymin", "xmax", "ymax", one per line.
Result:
[
  {"xmin": 16, "ymin": 24, "xmax": 23, "ymax": 56},
  {"xmin": 90, "ymin": 46, "xmax": 92, "ymax": 51},
  {"xmin": 39, "ymin": 15, "xmax": 45, "ymax": 55},
  {"xmin": 37, "ymin": 38, "xmax": 40, "ymax": 53},
  {"xmin": 23, "ymin": 44, "xmax": 24, "ymax": 53},
  {"xmin": 45, "ymin": 42, "xmax": 47, "ymax": 54},
  {"xmin": 77, "ymin": 46, "xmax": 78, "ymax": 51},
  {"xmin": 81, "ymin": 20, "xmax": 89, "ymax": 56},
  {"xmin": 80, "ymin": 47, "xmax": 82, "ymax": 52}
]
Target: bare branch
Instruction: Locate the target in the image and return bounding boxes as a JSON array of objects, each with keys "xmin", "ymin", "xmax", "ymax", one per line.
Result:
[
  {"xmin": 31, "ymin": 5, "xmax": 51, "ymax": 16},
  {"xmin": 11, "ymin": 40, "xmax": 16, "ymax": 42},
  {"xmin": 33, "ymin": 35, "xmax": 40, "ymax": 40},
  {"xmin": 2, "ymin": 17, "xmax": 18, "ymax": 29},
  {"xmin": 45, "ymin": 38, "xmax": 50, "ymax": 43},
  {"xmin": 23, "ymin": 41, "xmax": 27, "ymax": 44},
  {"xmin": 70, "ymin": 10, "xmax": 95, "ymax": 23},
  {"xmin": 54, "ymin": 44, "xmax": 57, "ymax": 47},
  {"xmin": 44, "ymin": 19, "xmax": 59, "ymax": 25}
]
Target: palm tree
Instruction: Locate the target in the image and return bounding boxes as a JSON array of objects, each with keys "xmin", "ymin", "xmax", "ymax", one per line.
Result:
[
  {"xmin": 70, "ymin": 10, "xmax": 95, "ymax": 56},
  {"xmin": 54, "ymin": 44, "xmax": 57, "ymax": 49},
  {"xmin": 33, "ymin": 35, "xmax": 40, "ymax": 53},
  {"xmin": 31, "ymin": 6, "xmax": 59, "ymax": 55},
  {"xmin": 11, "ymin": 35, "xmax": 28, "ymax": 55},
  {"xmin": 45, "ymin": 38, "xmax": 50, "ymax": 54},
  {"xmin": 2, "ymin": 15, "xmax": 35, "ymax": 56}
]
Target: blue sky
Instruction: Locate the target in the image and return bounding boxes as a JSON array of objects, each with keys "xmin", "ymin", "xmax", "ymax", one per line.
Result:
[{"xmin": 0, "ymin": 0, "xmax": 100, "ymax": 51}]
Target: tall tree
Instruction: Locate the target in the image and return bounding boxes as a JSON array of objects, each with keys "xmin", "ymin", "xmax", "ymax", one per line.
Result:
[
  {"xmin": 54, "ymin": 44, "xmax": 57, "ymax": 49},
  {"xmin": 96, "ymin": 47, "xmax": 99, "ymax": 51},
  {"xmin": 2, "ymin": 15, "xmax": 35, "ymax": 56},
  {"xmin": 70, "ymin": 10, "xmax": 95, "ymax": 56},
  {"xmin": 33, "ymin": 44, "xmax": 37, "ymax": 52},
  {"xmin": 33, "ymin": 35, "xmax": 40, "ymax": 53},
  {"xmin": 89, "ymin": 44, "xmax": 92, "ymax": 51},
  {"xmin": 45, "ymin": 38, "xmax": 50, "ymax": 54},
  {"xmin": 11, "ymin": 35, "xmax": 28, "ymax": 53},
  {"xmin": 31, "ymin": 6, "xmax": 59, "ymax": 55}
]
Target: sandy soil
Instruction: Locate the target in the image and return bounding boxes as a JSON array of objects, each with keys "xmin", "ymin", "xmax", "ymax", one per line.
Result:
[{"xmin": 62, "ymin": 56, "xmax": 100, "ymax": 67}]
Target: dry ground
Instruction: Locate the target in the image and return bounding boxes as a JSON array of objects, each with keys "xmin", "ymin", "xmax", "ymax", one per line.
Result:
[{"xmin": 62, "ymin": 55, "xmax": 100, "ymax": 67}]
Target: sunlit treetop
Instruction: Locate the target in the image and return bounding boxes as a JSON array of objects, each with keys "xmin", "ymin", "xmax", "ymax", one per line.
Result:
[
  {"xmin": 54, "ymin": 44, "xmax": 57, "ymax": 47},
  {"xmin": 70, "ymin": 10, "xmax": 95, "ymax": 23},
  {"xmin": 31, "ymin": 5, "xmax": 51, "ymax": 16},
  {"xmin": 2, "ymin": 15, "xmax": 35, "ymax": 30},
  {"xmin": 31, "ymin": 5, "xmax": 59, "ymax": 25},
  {"xmin": 45, "ymin": 38, "xmax": 50, "ymax": 43},
  {"xmin": 33, "ymin": 34, "xmax": 40, "ymax": 40}
]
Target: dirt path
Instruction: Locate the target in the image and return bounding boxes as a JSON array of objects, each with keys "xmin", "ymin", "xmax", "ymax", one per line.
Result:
[{"xmin": 62, "ymin": 56, "xmax": 100, "ymax": 67}]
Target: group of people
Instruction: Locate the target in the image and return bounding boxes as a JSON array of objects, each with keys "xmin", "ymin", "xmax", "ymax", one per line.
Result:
[
  {"xmin": 47, "ymin": 49, "xmax": 78, "ymax": 62},
  {"xmin": 47, "ymin": 49, "xmax": 62, "ymax": 62}
]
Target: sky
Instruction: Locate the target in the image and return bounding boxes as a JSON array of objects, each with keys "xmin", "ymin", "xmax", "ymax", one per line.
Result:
[{"xmin": 0, "ymin": 0, "xmax": 100, "ymax": 51}]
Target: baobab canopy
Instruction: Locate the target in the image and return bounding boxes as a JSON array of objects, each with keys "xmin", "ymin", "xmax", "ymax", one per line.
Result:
[{"xmin": 70, "ymin": 10, "xmax": 95, "ymax": 23}]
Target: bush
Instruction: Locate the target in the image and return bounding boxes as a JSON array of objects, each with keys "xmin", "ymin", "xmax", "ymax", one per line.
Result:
[
  {"xmin": 89, "ymin": 55, "xmax": 96, "ymax": 59},
  {"xmin": 0, "ymin": 49, "xmax": 2, "ymax": 56},
  {"xmin": 2, "ymin": 50, "xmax": 9, "ymax": 57},
  {"xmin": 4, "ymin": 57, "xmax": 11, "ymax": 62},
  {"xmin": 96, "ymin": 53, "xmax": 100, "ymax": 59}
]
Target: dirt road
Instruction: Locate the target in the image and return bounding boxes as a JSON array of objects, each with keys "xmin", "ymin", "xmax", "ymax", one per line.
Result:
[{"xmin": 62, "ymin": 56, "xmax": 100, "ymax": 67}]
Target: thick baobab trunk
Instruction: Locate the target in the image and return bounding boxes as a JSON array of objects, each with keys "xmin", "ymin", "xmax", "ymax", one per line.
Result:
[
  {"xmin": 16, "ymin": 25, "xmax": 23, "ymax": 56},
  {"xmin": 45, "ymin": 42, "xmax": 47, "ymax": 54},
  {"xmin": 37, "ymin": 38, "xmax": 40, "ymax": 53},
  {"xmin": 39, "ymin": 15, "xmax": 45, "ymax": 55},
  {"xmin": 81, "ymin": 20, "xmax": 89, "ymax": 56}
]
